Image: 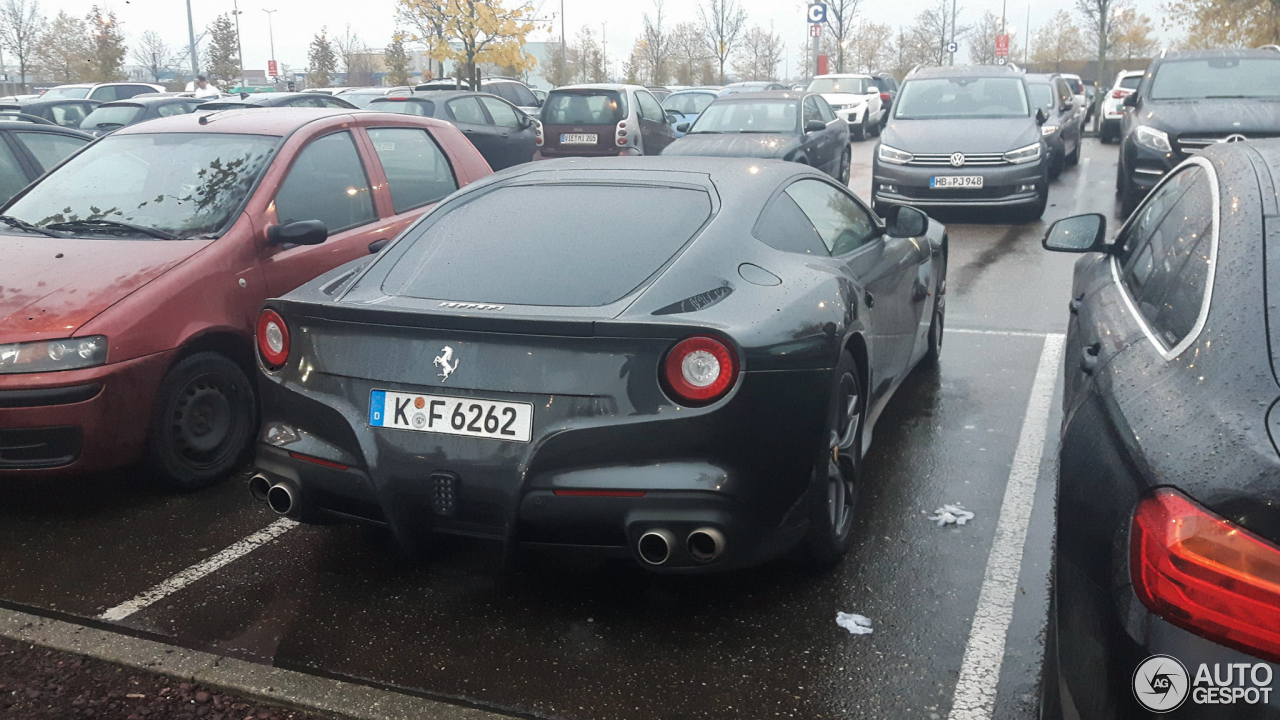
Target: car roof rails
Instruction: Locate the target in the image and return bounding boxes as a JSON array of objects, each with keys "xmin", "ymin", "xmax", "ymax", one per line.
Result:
[{"xmin": 1259, "ymin": 44, "xmax": 1280, "ymax": 53}]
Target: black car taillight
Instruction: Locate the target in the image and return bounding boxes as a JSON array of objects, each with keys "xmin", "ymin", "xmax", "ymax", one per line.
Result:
[
  {"xmin": 662, "ymin": 336, "xmax": 738, "ymax": 406},
  {"xmin": 257, "ymin": 309, "xmax": 290, "ymax": 369},
  {"xmin": 1131, "ymin": 488, "xmax": 1280, "ymax": 663}
]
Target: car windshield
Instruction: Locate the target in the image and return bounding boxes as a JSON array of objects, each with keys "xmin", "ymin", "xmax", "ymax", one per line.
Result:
[
  {"xmin": 663, "ymin": 92, "xmax": 715, "ymax": 115},
  {"xmin": 894, "ymin": 77, "xmax": 1030, "ymax": 118},
  {"xmin": 808, "ymin": 77, "xmax": 868, "ymax": 94},
  {"xmin": 4, "ymin": 132, "xmax": 279, "ymax": 239},
  {"xmin": 370, "ymin": 99, "xmax": 430, "ymax": 115},
  {"xmin": 1149, "ymin": 57, "xmax": 1280, "ymax": 99},
  {"xmin": 1119, "ymin": 75, "xmax": 1143, "ymax": 90},
  {"xmin": 1028, "ymin": 84, "xmax": 1055, "ymax": 110},
  {"xmin": 542, "ymin": 90, "xmax": 627, "ymax": 125},
  {"xmin": 690, "ymin": 100, "xmax": 798, "ymax": 134},
  {"xmin": 81, "ymin": 105, "xmax": 143, "ymax": 129},
  {"xmin": 381, "ymin": 184, "xmax": 713, "ymax": 307},
  {"xmin": 41, "ymin": 87, "xmax": 89, "ymax": 99},
  {"xmin": 340, "ymin": 93, "xmax": 382, "ymax": 109}
]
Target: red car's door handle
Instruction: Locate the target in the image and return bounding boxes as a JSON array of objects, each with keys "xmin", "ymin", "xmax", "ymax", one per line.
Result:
[{"xmin": 369, "ymin": 238, "xmax": 389, "ymax": 254}]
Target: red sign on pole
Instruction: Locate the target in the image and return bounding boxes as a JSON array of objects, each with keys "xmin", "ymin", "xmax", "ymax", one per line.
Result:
[
  {"xmin": 268, "ymin": 60, "xmax": 279, "ymax": 77},
  {"xmin": 809, "ymin": 24, "xmax": 822, "ymax": 37},
  {"xmin": 817, "ymin": 54, "xmax": 829, "ymax": 75},
  {"xmin": 995, "ymin": 34, "xmax": 1010, "ymax": 57}
]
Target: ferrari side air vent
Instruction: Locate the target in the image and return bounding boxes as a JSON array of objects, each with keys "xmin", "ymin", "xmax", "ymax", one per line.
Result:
[{"xmin": 651, "ymin": 286, "xmax": 733, "ymax": 316}]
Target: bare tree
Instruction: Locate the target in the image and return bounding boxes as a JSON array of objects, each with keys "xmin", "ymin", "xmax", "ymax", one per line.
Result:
[
  {"xmin": 826, "ymin": 0, "xmax": 861, "ymax": 72},
  {"xmin": 0, "ymin": 0, "xmax": 44, "ymax": 91},
  {"xmin": 733, "ymin": 25, "xmax": 783, "ymax": 80},
  {"xmin": 334, "ymin": 24, "xmax": 376, "ymax": 86},
  {"xmin": 846, "ymin": 20, "xmax": 895, "ymax": 73},
  {"xmin": 1079, "ymin": 0, "xmax": 1125, "ymax": 118},
  {"xmin": 131, "ymin": 30, "xmax": 174, "ymax": 82},
  {"xmin": 669, "ymin": 22, "xmax": 710, "ymax": 85},
  {"xmin": 905, "ymin": 0, "xmax": 960, "ymax": 67},
  {"xmin": 698, "ymin": 0, "xmax": 746, "ymax": 84},
  {"xmin": 642, "ymin": 0, "xmax": 668, "ymax": 85},
  {"xmin": 1030, "ymin": 10, "xmax": 1088, "ymax": 69},
  {"xmin": 967, "ymin": 11, "xmax": 1001, "ymax": 64}
]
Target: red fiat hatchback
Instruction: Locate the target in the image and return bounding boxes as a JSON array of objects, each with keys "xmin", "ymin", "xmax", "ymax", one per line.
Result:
[{"xmin": 0, "ymin": 108, "xmax": 491, "ymax": 489}]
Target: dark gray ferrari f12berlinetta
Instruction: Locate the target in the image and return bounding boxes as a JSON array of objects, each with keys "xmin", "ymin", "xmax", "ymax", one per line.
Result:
[{"xmin": 249, "ymin": 156, "xmax": 948, "ymax": 572}]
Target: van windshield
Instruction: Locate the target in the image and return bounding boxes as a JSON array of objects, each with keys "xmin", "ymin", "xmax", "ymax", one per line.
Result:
[{"xmin": 895, "ymin": 77, "xmax": 1030, "ymax": 119}]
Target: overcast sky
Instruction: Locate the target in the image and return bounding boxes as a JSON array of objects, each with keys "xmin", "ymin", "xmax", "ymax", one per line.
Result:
[{"xmin": 46, "ymin": 0, "xmax": 1171, "ymax": 78}]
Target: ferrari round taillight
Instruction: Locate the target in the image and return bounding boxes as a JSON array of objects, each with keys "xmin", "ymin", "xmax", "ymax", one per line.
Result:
[
  {"xmin": 1131, "ymin": 488, "xmax": 1280, "ymax": 663},
  {"xmin": 257, "ymin": 309, "xmax": 290, "ymax": 369},
  {"xmin": 663, "ymin": 336, "xmax": 738, "ymax": 405}
]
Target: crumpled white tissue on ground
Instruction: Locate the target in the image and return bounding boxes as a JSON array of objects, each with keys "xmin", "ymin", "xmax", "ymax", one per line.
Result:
[
  {"xmin": 928, "ymin": 504, "xmax": 975, "ymax": 526},
  {"xmin": 836, "ymin": 612, "xmax": 873, "ymax": 635}
]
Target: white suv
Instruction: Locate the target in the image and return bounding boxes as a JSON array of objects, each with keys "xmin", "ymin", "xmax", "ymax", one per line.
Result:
[
  {"xmin": 1100, "ymin": 70, "xmax": 1145, "ymax": 143},
  {"xmin": 40, "ymin": 82, "xmax": 165, "ymax": 102},
  {"xmin": 806, "ymin": 74, "xmax": 884, "ymax": 140}
]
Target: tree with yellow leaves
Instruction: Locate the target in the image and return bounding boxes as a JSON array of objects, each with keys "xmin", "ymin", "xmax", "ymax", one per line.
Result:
[
  {"xmin": 397, "ymin": 0, "xmax": 537, "ymax": 89},
  {"xmin": 1166, "ymin": 0, "xmax": 1280, "ymax": 47}
]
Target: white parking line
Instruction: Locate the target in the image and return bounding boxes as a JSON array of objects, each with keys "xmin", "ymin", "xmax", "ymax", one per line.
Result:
[
  {"xmin": 948, "ymin": 327, "xmax": 1051, "ymax": 338},
  {"xmin": 99, "ymin": 518, "xmax": 297, "ymax": 622},
  {"xmin": 948, "ymin": 333, "xmax": 1065, "ymax": 720},
  {"xmin": 1070, "ymin": 157, "xmax": 1092, "ymax": 215}
]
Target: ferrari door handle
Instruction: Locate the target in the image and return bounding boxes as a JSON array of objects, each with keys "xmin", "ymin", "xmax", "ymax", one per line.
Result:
[
  {"xmin": 1069, "ymin": 293, "xmax": 1084, "ymax": 314},
  {"xmin": 1080, "ymin": 343, "xmax": 1101, "ymax": 375}
]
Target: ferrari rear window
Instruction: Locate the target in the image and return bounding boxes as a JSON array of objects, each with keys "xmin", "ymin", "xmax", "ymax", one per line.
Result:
[{"xmin": 382, "ymin": 184, "xmax": 712, "ymax": 307}]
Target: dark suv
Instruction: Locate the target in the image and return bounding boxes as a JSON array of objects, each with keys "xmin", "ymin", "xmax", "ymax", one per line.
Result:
[
  {"xmin": 1117, "ymin": 47, "xmax": 1280, "ymax": 216},
  {"xmin": 872, "ymin": 65, "xmax": 1050, "ymax": 220}
]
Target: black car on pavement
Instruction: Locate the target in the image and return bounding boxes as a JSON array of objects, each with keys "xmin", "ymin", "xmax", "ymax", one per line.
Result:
[
  {"xmin": 1118, "ymin": 47, "xmax": 1280, "ymax": 217},
  {"xmin": 79, "ymin": 95, "xmax": 202, "ymax": 136},
  {"xmin": 368, "ymin": 91, "xmax": 537, "ymax": 170},
  {"xmin": 870, "ymin": 71, "xmax": 899, "ymax": 129},
  {"xmin": 0, "ymin": 98, "xmax": 100, "ymax": 129},
  {"xmin": 1041, "ymin": 140, "xmax": 1280, "ymax": 719},
  {"xmin": 249, "ymin": 157, "xmax": 947, "ymax": 573},
  {"xmin": 0, "ymin": 120, "xmax": 90, "ymax": 205},
  {"xmin": 873, "ymin": 65, "xmax": 1050, "ymax": 220},
  {"xmin": 195, "ymin": 92, "xmax": 358, "ymax": 111},
  {"xmin": 1026, "ymin": 73, "xmax": 1083, "ymax": 180},
  {"xmin": 663, "ymin": 91, "xmax": 850, "ymax": 183}
]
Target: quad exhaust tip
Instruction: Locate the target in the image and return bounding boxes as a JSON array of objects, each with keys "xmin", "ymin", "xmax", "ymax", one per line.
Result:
[
  {"xmin": 638, "ymin": 529, "xmax": 676, "ymax": 566},
  {"xmin": 248, "ymin": 474, "xmax": 271, "ymax": 503},
  {"xmin": 687, "ymin": 527, "xmax": 726, "ymax": 563},
  {"xmin": 266, "ymin": 483, "xmax": 295, "ymax": 516}
]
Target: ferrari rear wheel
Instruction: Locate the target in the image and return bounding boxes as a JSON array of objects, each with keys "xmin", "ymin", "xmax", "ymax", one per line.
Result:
[{"xmin": 804, "ymin": 351, "xmax": 862, "ymax": 566}]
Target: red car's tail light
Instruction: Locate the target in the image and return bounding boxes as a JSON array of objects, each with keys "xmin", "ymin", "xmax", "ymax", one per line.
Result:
[
  {"xmin": 663, "ymin": 336, "xmax": 738, "ymax": 405},
  {"xmin": 257, "ymin": 309, "xmax": 291, "ymax": 369},
  {"xmin": 1131, "ymin": 488, "xmax": 1280, "ymax": 663},
  {"xmin": 1111, "ymin": 89, "xmax": 1132, "ymax": 99}
]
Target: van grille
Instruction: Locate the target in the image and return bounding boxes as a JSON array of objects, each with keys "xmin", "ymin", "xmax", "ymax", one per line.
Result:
[{"xmin": 908, "ymin": 152, "xmax": 1007, "ymax": 167}]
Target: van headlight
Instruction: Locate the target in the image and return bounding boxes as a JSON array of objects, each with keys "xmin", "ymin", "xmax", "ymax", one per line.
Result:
[
  {"xmin": 1133, "ymin": 125, "xmax": 1172, "ymax": 153},
  {"xmin": 0, "ymin": 336, "xmax": 107, "ymax": 374},
  {"xmin": 878, "ymin": 144, "xmax": 913, "ymax": 165},
  {"xmin": 1004, "ymin": 143, "xmax": 1042, "ymax": 164}
]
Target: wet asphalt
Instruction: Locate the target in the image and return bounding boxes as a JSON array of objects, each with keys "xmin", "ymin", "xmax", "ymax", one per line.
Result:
[{"xmin": 0, "ymin": 139, "xmax": 1121, "ymax": 720}]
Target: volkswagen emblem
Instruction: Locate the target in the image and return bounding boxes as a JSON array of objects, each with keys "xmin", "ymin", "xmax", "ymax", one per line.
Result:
[
  {"xmin": 949, "ymin": 152, "xmax": 966, "ymax": 167},
  {"xmin": 1224, "ymin": 133, "xmax": 1248, "ymax": 143}
]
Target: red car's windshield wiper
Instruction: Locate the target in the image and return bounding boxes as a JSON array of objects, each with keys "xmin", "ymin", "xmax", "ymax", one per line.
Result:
[
  {"xmin": 0, "ymin": 214, "xmax": 64, "ymax": 237},
  {"xmin": 44, "ymin": 219, "xmax": 178, "ymax": 240}
]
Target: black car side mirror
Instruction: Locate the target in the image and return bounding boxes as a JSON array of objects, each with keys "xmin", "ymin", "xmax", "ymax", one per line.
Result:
[
  {"xmin": 267, "ymin": 219, "xmax": 328, "ymax": 246},
  {"xmin": 1042, "ymin": 213, "xmax": 1109, "ymax": 253},
  {"xmin": 884, "ymin": 205, "xmax": 928, "ymax": 238},
  {"xmin": 667, "ymin": 112, "xmax": 680, "ymax": 124},
  {"xmin": 1123, "ymin": 92, "xmax": 1138, "ymax": 108},
  {"xmin": 1035, "ymin": 108, "xmax": 1048, "ymax": 125},
  {"xmin": 535, "ymin": 97, "xmax": 544, "ymax": 107},
  {"xmin": 677, "ymin": 122, "xmax": 691, "ymax": 132},
  {"xmin": 804, "ymin": 119, "xmax": 826, "ymax": 133}
]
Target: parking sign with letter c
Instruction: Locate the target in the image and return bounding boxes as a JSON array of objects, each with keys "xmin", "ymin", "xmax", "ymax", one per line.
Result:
[{"xmin": 808, "ymin": 3, "xmax": 827, "ymax": 23}]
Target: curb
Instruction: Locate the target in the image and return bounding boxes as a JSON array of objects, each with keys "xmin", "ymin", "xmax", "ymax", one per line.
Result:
[{"xmin": 0, "ymin": 607, "xmax": 514, "ymax": 720}]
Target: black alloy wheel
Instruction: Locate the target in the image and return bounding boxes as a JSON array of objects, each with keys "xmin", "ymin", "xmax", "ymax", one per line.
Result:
[
  {"xmin": 804, "ymin": 351, "xmax": 862, "ymax": 565},
  {"xmin": 147, "ymin": 352, "xmax": 255, "ymax": 491},
  {"xmin": 925, "ymin": 292, "xmax": 945, "ymax": 365},
  {"xmin": 839, "ymin": 147, "xmax": 851, "ymax": 185}
]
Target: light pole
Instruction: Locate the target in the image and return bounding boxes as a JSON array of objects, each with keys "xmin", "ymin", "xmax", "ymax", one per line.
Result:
[
  {"xmin": 560, "ymin": 0, "xmax": 566, "ymax": 87},
  {"xmin": 231, "ymin": 0, "xmax": 245, "ymax": 89},
  {"xmin": 263, "ymin": 9, "xmax": 277, "ymax": 82},
  {"xmin": 949, "ymin": 0, "xmax": 958, "ymax": 66},
  {"xmin": 186, "ymin": 0, "xmax": 199, "ymax": 80}
]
